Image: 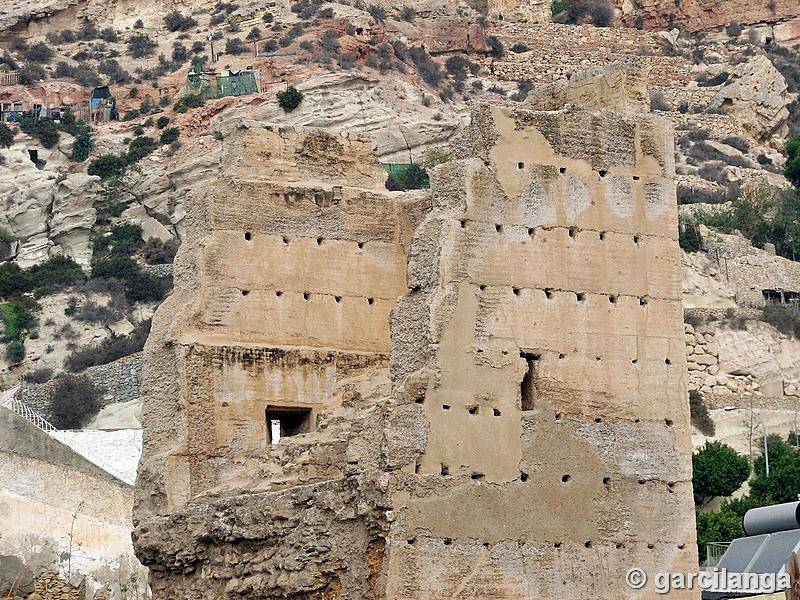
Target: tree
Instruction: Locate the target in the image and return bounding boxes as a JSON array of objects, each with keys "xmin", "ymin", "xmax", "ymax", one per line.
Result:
[
  {"xmin": 25, "ymin": 41, "xmax": 54, "ymax": 63},
  {"xmin": 692, "ymin": 441, "xmax": 750, "ymax": 506},
  {"xmin": 125, "ymin": 136, "xmax": 158, "ymax": 163},
  {"xmin": 276, "ymin": 86, "xmax": 303, "ymax": 112},
  {"xmin": 48, "ymin": 374, "xmax": 101, "ymax": 429},
  {"xmin": 749, "ymin": 434, "xmax": 800, "ymax": 503},
  {"xmin": 696, "ymin": 508, "xmax": 745, "ymax": 563}
]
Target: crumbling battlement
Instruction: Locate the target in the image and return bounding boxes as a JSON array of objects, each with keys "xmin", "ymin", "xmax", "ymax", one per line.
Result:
[{"xmin": 134, "ymin": 65, "xmax": 698, "ymax": 599}]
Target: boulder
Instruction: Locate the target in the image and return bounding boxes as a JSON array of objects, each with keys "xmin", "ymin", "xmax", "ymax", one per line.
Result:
[{"xmin": 707, "ymin": 56, "xmax": 789, "ymax": 145}]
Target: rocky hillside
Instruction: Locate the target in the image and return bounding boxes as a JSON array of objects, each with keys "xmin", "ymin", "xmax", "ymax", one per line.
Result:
[{"xmin": 0, "ymin": 0, "xmax": 799, "ymax": 439}]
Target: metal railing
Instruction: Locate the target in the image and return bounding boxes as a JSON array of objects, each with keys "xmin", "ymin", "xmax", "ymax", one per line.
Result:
[
  {"xmin": 706, "ymin": 542, "xmax": 732, "ymax": 569},
  {"xmin": 0, "ymin": 385, "xmax": 57, "ymax": 432}
]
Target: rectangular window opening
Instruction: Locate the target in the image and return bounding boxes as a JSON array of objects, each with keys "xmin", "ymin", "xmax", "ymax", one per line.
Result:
[
  {"xmin": 266, "ymin": 405, "xmax": 313, "ymax": 445},
  {"xmin": 520, "ymin": 352, "xmax": 540, "ymax": 411}
]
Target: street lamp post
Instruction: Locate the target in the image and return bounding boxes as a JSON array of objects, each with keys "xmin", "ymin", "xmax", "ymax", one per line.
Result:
[{"xmin": 724, "ymin": 405, "xmax": 770, "ymax": 476}]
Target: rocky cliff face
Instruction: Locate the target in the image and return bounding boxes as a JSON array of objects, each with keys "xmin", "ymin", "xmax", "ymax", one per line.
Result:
[{"xmin": 617, "ymin": 0, "xmax": 800, "ymax": 39}]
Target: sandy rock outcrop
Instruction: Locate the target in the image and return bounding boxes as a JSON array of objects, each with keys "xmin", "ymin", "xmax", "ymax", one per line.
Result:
[
  {"xmin": 717, "ymin": 320, "xmax": 800, "ymax": 399},
  {"xmin": 707, "ymin": 56, "xmax": 789, "ymax": 145},
  {"xmin": 616, "ymin": 0, "xmax": 800, "ymax": 37},
  {"xmin": 215, "ymin": 72, "xmax": 467, "ymax": 162},
  {"xmin": 0, "ymin": 140, "xmax": 99, "ymax": 268}
]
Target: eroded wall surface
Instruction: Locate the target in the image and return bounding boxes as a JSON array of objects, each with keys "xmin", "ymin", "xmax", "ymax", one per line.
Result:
[{"xmin": 134, "ymin": 93, "xmax": 697, "ymax": 599}]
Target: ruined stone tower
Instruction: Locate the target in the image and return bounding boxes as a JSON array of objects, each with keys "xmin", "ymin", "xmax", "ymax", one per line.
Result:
[{"xmin": 133, "ymin": 65, "xmax": 698, "ymax": 599}]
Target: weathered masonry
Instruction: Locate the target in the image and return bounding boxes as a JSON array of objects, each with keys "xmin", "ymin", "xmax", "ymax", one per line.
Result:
[{"xmin": 134, "ymin": 68, "xmax": 698, "ymax": 600}]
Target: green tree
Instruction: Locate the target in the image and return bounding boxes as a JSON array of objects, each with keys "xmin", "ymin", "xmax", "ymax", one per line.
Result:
[
  {"xmin": 696, "ymin": 507, "xmax": 745, "ymax": 563},
  {"xmin": 749, "ymin": 434, "xmax": 800, "ymax": 503},
  {"xmin": 692, "ymin": 441, "xmax": 750, "ymax": 506}
]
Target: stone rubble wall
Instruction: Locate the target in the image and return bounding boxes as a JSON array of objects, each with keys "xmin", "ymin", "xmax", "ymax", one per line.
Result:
[
  {"xmin": 18, "ymin": 353, "xmax": 142, "ymax": 424},
  {"xmin": 492, "ymin": 22, "xmax": 692, "ymax": 86},
  {"xmin": 685, "ymin": 322, "xmax": 760, "ymax": 398},
  {"xmin": 33, "ymin": 572, "xmax": 85, "ymax": 600},
  {"xmin": 651, "ymin": 85, "xmax": 718, "ymax": 112}
]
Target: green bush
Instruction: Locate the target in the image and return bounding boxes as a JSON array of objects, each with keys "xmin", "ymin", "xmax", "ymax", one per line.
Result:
[
  {"xmin": 19, "ymin": 64, "xmax": 47, "ymax": 85},
  {"xmin": 408, "ymin": 46, "xmax": 444, "ymax": 88},
  {"xmin": 127, "ymin": 33, "xmax": 157, "ymax": 58},
  {"xmin": 124, "ymin": 272, "xmax": 166, "ymax": 302},
  {"xmin": 749, "ymin": 434, "xmax": 800, "ymax": 503},
  {"xmin": 726, "ymin": 21, "xmax": 742, "ymax": 37},
  {"xmin": 276, "ymin": 86, "xmax": 303, "ymax": 112},
  {"xmin": 156, "ymin": 116, "xmax": 170, "ymax": 129},
  {"xmin": 225, "ymin": 37, "xmax": 247, "ymax": 55},
  {"xmin": 48, "ymin": 373, "xmax": 101, "ymax": 428},
  {"xmin": 72, "ymin": 121, "xmax": 93, "ymax": 162},
  {"xmin": 551, "ymin": 0, "xmax": 570, "ymax": 15},
  {"xmin": 173, "ymin": 93, "xmax": 205, "ymax": 113},
  {"xmin": 679, "ymin": 220, "xmax": 703, "ymax": 252},
  {"xmin": 65, "ymin": 320, "xmax": 150, "ymax": 373},
  {"xmin": 0, "ymin": 299, "xmax": 38, "ymax": 343},
  {"xmin": 5, "ymin": 340, "xmax": 25, "ymax": 364},
  {"xmin": 164, "ymin": 11, "xmax": 198, "ymax": 32},
  {"xmin": 125, "ymin": 136, "xmax": 158, "ymax": 163},
  {"xmin": 0, "ymin": 123, "xmax": 13, "ymax": 148},
  {"xmin": 28, "ymin": 255, "xmax": 86, "ymax": 291},
  {"xmin": 385, "ymin": 164, "xmax": 429, "ymax": 191},
  {"xmin": 19, "ymin": 117, "xmax": 60, "ymax": 148},
  {"xmin": 159, "ymin": 127, "xmax": 180, "ymax": 145},
  {"xmin": 88, "ymin": 154, "xmax": 127, "ymax": 179},
  {"xmin": 689, "ymin": 390, "xmax": 715, "ymax": 436},
  {"xmin": 785, "ymin": 135, "xmax": 800, "ymax": 189},
  {"xmin": 692, "ymin": 441, "xmax": 750, "ymax": 506},
  {"xmin": 122, "ymin": 109, "xmax": 141, "ymax": 122},
  {"xmin": 92, "ymin": 255, "xmax": 140, "ymax": 280},
  {"xmin": 24, "ymin": 366, "xmax": 54, "ymax": 383},
  {"xmin": 760, "ymin": 304, "xmax": 800, "ymax": 338},
  {"xmin": 696, "ymin": 507, "xmax": 746, "ymax": 563},
  {"xmin": 0, "ymin": 263, "xmax": 32, "ymax": 298},
  {"xmin": 25, "ymin": 41, "xmax": 54, "ymax": 63}
]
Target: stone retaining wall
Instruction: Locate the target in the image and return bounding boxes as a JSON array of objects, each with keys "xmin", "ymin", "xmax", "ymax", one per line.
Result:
[{"xmin": 19, "ymin": 353, "xmax": 142, "ymax": 424}]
